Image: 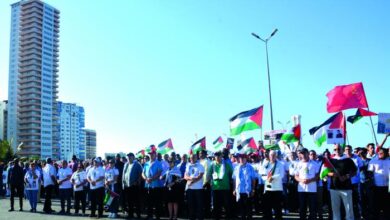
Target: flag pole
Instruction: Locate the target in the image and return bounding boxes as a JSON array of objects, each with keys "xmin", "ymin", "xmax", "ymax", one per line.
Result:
[
  {"xmin": 362, "ymin": 83, "xmax": 378, "ymax": 145},
  {"xmin": 367, "ymin": 107, "xmax": 378, "ymax": 146}
]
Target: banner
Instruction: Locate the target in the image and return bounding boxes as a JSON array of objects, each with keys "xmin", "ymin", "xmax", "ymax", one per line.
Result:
[
  {"xmin": 326, "ymin": 128, "xmax": 345, "ymax": 145},
  {"xmin": 377, "ymin": 113, "xmax": 390, "ymax": 134}
]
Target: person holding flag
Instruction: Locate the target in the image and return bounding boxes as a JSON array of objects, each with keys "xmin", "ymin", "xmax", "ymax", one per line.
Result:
[
  {"xmin": 327, "ymin": 144, "xmax": 357, "ymax": 220},
  {"xmin": 160, "ymin": 158, "xmax": 182, "ymax": 220}
]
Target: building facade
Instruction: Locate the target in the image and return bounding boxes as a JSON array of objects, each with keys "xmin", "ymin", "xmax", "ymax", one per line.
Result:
[
  {"xmin": 84, "ymin": 129, "xmax": 96, "ymax": 159},
  {"xmin": 0, "ymin": 101, "xmax": 8, "ymax": 141},
  {"xmin": 58, "ymin": 102, "xmax": 85, "ymax": 161},
  {"xmin": 7, "ymin": 0, "xmax": 60, "ymax": 159}
]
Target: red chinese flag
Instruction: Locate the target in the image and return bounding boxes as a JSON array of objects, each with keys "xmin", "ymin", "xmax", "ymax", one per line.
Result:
[{"xmin": 326, "ymin": 82, "xmax": 368, "ymax": 113}]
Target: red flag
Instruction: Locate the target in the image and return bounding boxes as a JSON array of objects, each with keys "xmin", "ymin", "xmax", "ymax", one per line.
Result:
[{"xmin": 326, "ymin": 82, "xmax": 368, "ymax": 113}]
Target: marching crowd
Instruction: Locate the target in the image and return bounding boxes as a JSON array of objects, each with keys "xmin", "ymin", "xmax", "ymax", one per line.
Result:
[{"xmin": 1, "ymin": 134, "xmax": 390, "ymax": 220}]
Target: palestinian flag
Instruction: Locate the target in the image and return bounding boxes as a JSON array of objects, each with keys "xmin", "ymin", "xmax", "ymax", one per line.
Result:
[
  {"xmin": 145, "ymin": 144, "xmax": 157, "ymax": 153},
  {"xmin": 347, "ymin": 108, "xmax": 377, "ymax": 124},
  {"xmin": 157, "ymin": 138, "xmax": 174, "ymax": 155},
  {"xmin": 320, "ymin": 157, "xmax": 333, "ymax": 180},
  {"xmin": 212, "ymin": 136, "xmax": 224, "ymax": 152},
  {"xmin": 237, "ymin": 137, "xmax": 257, "ymax": 155},
  {"xmin": 264, "ymin": 144, "xmax": 280, "ymax": 150},
  {"xmin": 281, "ymin": 124, "xmax": 301, "ymax": 144},
  {"xmin": 189, "ymin": 137, "xmax": 206, "ymax": 154},
  {"xmin": 136, "ymin": 150, "xmax": 145, "ymax": 158},
  {"xmin": 230, "ymin": 106, "xmax": 263, "ymax": 136},
  {"xmin": 309, "ymin": 112, "xmax": 341, "ymax": 147}
]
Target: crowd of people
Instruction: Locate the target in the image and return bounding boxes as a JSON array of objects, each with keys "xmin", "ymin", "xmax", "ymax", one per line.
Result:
[{"xmin": 1, "ymin": 134, "xmax": 389, "ymax": 220}]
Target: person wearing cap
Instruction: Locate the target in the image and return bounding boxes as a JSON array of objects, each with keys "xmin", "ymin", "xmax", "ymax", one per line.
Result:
[
  {"xmin": 42, "ymin": 157, "xmax": 57, "ymax": 213},
  {"xmin": 142, "ymin": 149, "xmax": 164, "ymax": 220},
  {"xmin": 105, "ymin": 159, "xmax": 120, "ymax": 218},
  {"xmin": 87, "ymin": 157, "xmax": 106, "ymax": 218},
  {"xmin": 232, "ymin": 153, "xmax": 256, "ymax": 220},
  {"xmin": 208, "ymin": 151, "xmax": 233, "ymax": 219},
  {"xmin": 123, "ymin": 152, "xmax": 143, "ymax": 219},
  {"xmin": 184, "ymin": 153, "xmax": 205, "ymax": 220},
  {"xmin": 71, "ymin": 163, "xmax": 88, "ymax": 216},
  {"xmin": 261, "ymin": 150, "xmax": 285, "ymax": 220},
  {"xmin": 57, "ymin": 160, "xmax": 73, "ymax": 215},
  {"xmin": 8, "ymin": 158, "xmax": 24, "ymax": 212},
  {"xmin": 294, "ymin": 148, "xmax": 319, "ymax": 220}
]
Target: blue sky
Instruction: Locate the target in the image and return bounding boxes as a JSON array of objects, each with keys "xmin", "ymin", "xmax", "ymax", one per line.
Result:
[{"xmin": 1, "ymin": 0, "xmax": 389, "ymax": 156}]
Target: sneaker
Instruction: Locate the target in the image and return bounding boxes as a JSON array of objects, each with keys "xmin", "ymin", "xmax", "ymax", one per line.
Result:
[
  {"xmin": 19, "ymin": 208, "xmax": 23, "ymax": 212},
  {"xmin": 112, "ymin": 213, "xmax": 117, "ymax": 218},
  {"xmin": 30, "ymin": 209, "xmax": 34, "ymax": 212},
  {"xmin": 8, "ymin": 208, "xmax": 14, "ymax": 212}
]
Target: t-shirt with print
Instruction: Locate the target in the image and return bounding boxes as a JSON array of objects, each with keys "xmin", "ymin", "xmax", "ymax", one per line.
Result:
[
  {"xmin": 71, "ymin": 171, "xmax": 87, "ymax": 191},
  {"xmin": 105, "ymin": 168, "xmax": 119, "ymax": 191},
  {"xmin": 25, "ymin": 169, "xmax": 40, "ymax": 190},
  {"xmin": 185, "ymin": 162, "xmax": 205, "ymax": 190},
  {"xmin": 295, "ymin": 160, "xmax": 318, "ymax": 192},
  {"xmin": 87, "ymin": 166, "xmax": 105, "ymax": 190}
]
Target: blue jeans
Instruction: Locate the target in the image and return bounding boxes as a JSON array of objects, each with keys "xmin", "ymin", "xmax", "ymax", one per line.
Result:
[
  {"xmin": 26, "ymin": 189, "xmax": 38, "ymax": 210},
  {"xmin": 330, "ymin": 189, "xmax": 353, "ymax": 220}
]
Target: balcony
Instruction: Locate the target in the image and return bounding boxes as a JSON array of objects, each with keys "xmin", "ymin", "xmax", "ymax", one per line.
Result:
[
  {"xmin": 21, "ymin": 17, "xmax": 43, "ymax": 27},
  {"xmin": 21, "ymin": 7, "xmax": 43, "ymax": 18},
  {"xmin": 20, "ymin": 55, "xmax": 42, "ymax": 64},
  {"xmin": 20, "ymin": 43, "xmax": 42, "ymax": 52},
  {"xmin": 19, "ymin": 66, "xmax": 41, "ymax": 73},
  {"xmin": 20, "ymin": 38, "xmax": 42, "ymax": 47}
]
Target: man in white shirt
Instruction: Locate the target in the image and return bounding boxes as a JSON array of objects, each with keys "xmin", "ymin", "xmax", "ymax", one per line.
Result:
[
  {"xmin": 184, "ymin": 153, "xmax": 205, "ymax": 220},
  {"xmin": 42, "ymin": 158, "xmax": 57, "ymax": 214},
  {"xmin": 294, "ymin": 148, "xmax": 319, "ymax": 220},
  {"xmin": 57, "ymin": 160, "xmax": 73, "ymax": 215},
  {"xmin": 368, "ymin": 148, "xmax": 390, "ymax": 219},
  {"xmin": 261, "ymin": 150, "xmax": 285, "ymax": 220},
  {"xmin": 87, "ymin": 157, "xmax": 106, "ymax": 218},
  {"xmin": 199, "ymin": 150, "xmax": 212, "ymax": 218}
]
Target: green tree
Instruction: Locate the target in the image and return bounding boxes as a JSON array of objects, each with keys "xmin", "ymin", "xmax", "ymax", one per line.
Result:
[{"xmin": 0, "ymin": 140, "xmax": 15, "ymax": 163}]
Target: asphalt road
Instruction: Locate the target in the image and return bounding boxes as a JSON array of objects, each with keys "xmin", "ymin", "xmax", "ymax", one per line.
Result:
[{"xmin": 0, "ymin": 197, "xmax": 326, "ymax": 219}]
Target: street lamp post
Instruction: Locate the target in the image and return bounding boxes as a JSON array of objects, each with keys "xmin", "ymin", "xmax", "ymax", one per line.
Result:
[{"xmin": 252, "ymin": 29, "xmax": 278, "ymax": 131}]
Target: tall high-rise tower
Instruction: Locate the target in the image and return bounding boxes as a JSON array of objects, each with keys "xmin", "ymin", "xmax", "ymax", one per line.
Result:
[
  {"xmin": 7, "ymin": 0, "xmax": 60, "ymax": 159},
  {"xmin": 58, "ymin": 102, "xmax": 85, "ymax": 161}
]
